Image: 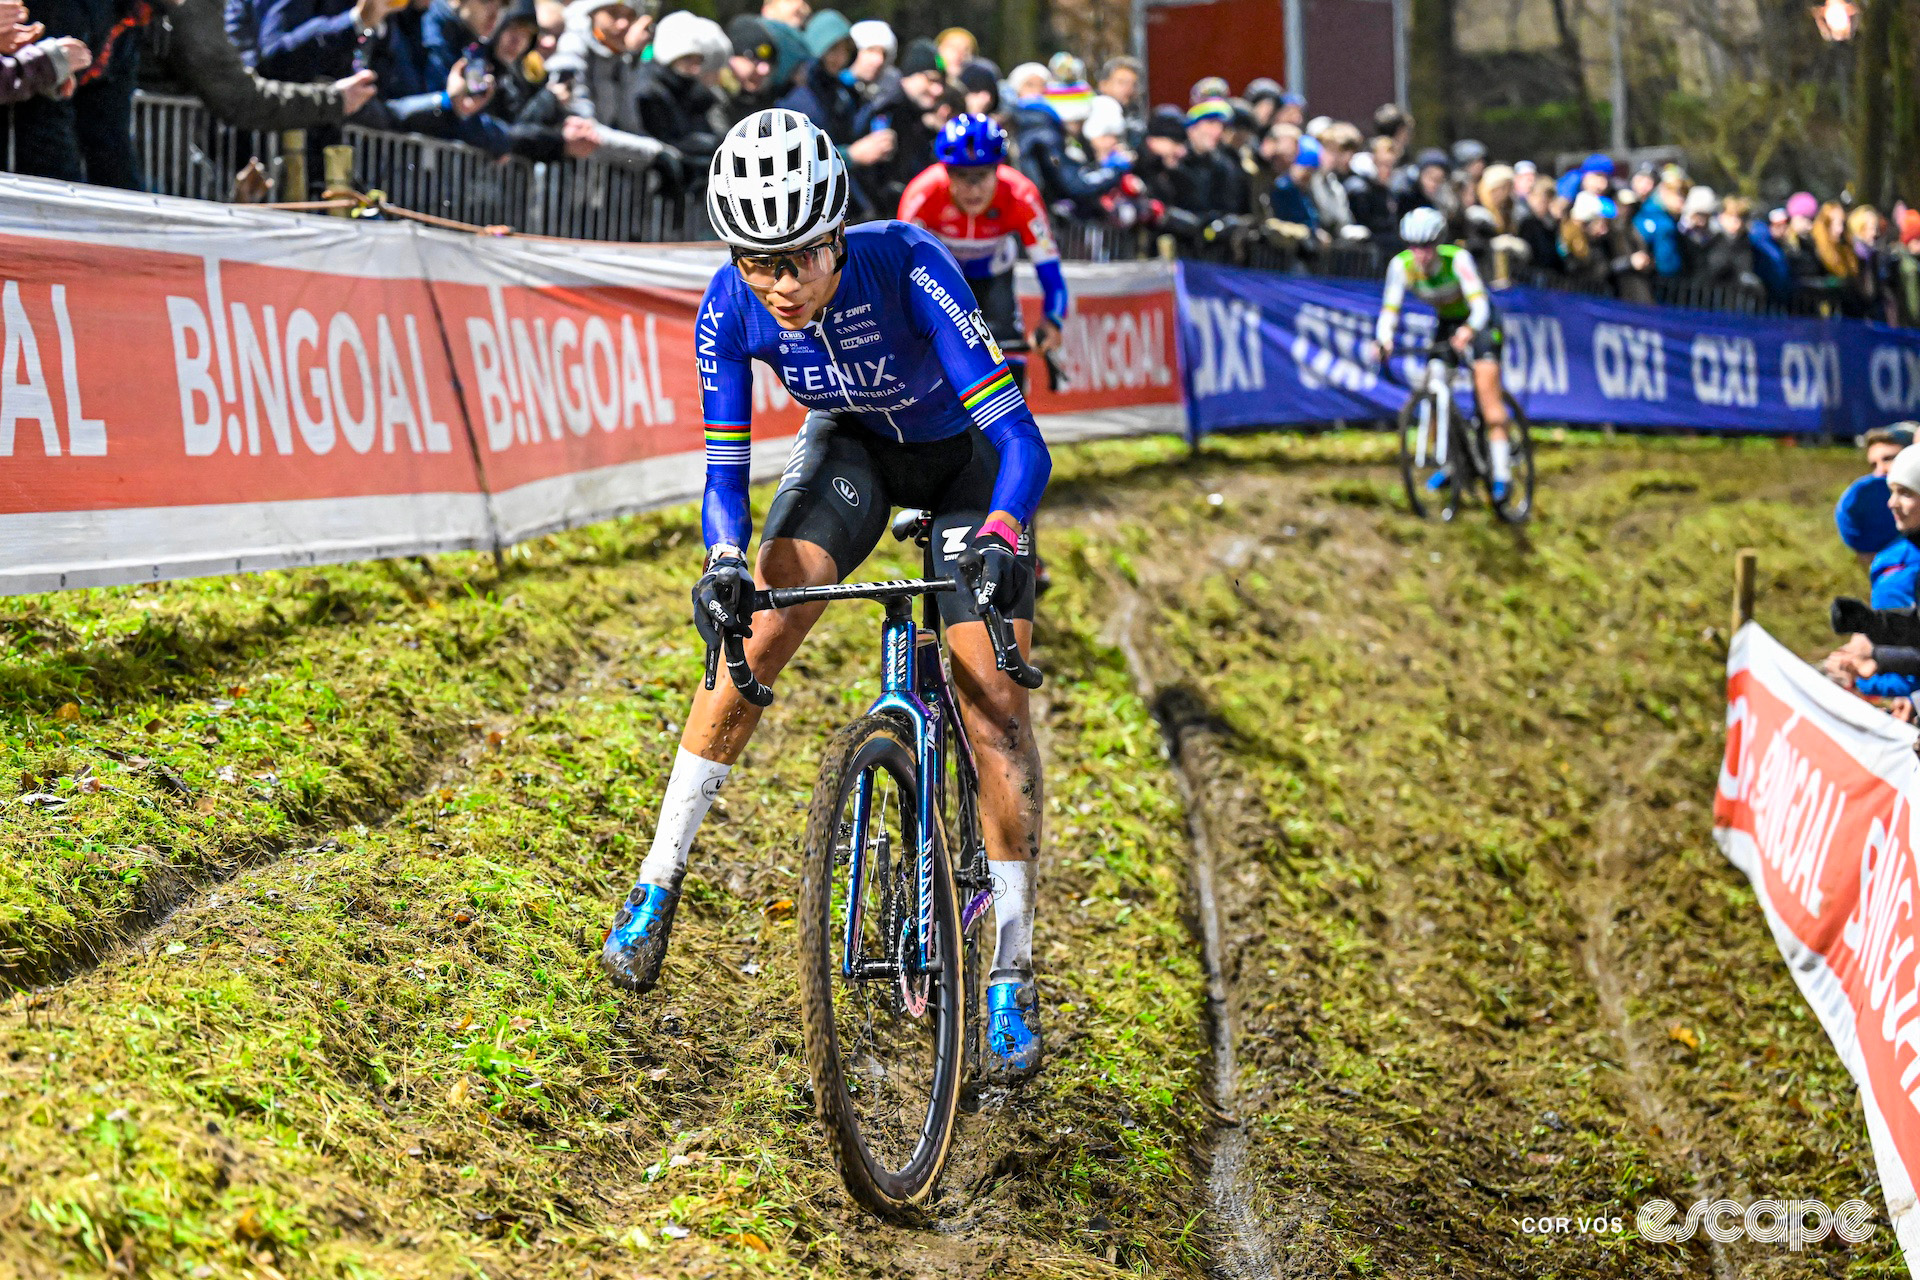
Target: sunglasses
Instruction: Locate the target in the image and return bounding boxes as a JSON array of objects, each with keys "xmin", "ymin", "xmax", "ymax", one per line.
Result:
[{"xmin": 731, "ymin": 233, "xmax": 841, "ymax": 289}]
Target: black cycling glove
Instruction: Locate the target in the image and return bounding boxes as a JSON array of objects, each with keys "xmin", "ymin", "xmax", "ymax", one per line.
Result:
[
  {"xmin": 957, "ymin": 519, "xmax": 1024, "ymax": 613},
  {"xmin": 692, "ymin": 550, "xmax": 755, "ymax": 648}
]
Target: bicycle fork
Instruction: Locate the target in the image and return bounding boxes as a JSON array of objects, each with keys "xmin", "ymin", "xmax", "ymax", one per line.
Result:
[
  {"xmin": 1417, "ymin": 356, "xmax": 1453, "ymax": 469},
  {"xmin": 842, "ymin": 598, "xmax": 945, "ymax": 984}
]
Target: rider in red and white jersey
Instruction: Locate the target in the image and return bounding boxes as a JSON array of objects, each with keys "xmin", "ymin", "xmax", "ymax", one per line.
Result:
[{"xmin": 897, "ymin": 113, "xmax": 1070, "ymax": 384}]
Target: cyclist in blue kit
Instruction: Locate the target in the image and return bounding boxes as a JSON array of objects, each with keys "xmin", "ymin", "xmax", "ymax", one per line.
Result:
[{"xmin": 600, "ymin": 109, "xmax": 1052, "ymax": 1083}]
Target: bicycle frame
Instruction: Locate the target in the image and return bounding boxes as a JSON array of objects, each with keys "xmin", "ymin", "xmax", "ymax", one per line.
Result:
[{"xmin": 841, "ymin": 591, "xmax": 984, "ymax": 982}]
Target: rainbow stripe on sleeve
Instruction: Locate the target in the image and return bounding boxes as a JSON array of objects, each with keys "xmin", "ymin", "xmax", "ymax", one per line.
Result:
[
  {"xmin": 959, "ymin": 367, "xmax": 1023, "ymax": 430},
  {"xmin": 704, "ymin": 422, "xmax": 751, "ymax": 468}
]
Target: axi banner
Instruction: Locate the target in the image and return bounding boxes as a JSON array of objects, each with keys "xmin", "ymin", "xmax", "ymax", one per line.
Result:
[
  {"xmin": 1715, "ymin": 623, "xmax": 1920, "ymax": 1275},
  {"xmin": 0, "ymin": 177, "xmax": 1179, "ymax": 595},
  {"xmin": 1176, "ymin": 261, "xmax": 1920, "ymax": 439}
]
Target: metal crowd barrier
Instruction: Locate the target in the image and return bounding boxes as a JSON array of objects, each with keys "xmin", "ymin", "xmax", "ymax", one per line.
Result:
[
  {"xmin": 121, "ymin": 92, "xmax": 1898, "ymax": 324},
  {"xmin": 131, "ymin": 91, "xmax": 694, "ymax": 241},
  {"xmin": 134, "ymin": 92, "xmax": 285, "ymax": 203}
]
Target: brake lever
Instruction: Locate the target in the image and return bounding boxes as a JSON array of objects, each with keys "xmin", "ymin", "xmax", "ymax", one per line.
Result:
[
  {"xmin": 1042, "ymin": 350, "xmax": 1067, "ymax": 393},
  {"xmin": 703, "ymin": 637, "xmax": 720, "ymax": 691},
  {"xmin": 983, "ymin": 604, "xmax": 1044, "ymax": 689},
  {"xmin": 722, "ymin": 630, "xmax": 774, "ymax": 707}
]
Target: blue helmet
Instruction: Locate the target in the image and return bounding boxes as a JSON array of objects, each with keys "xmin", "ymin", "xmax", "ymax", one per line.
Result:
[{"xmin": 934, "ymin": 114, "xmax": 1007, "ymax": 168}]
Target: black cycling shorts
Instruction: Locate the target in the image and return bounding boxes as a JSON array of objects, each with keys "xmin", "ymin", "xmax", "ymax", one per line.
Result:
[
  {"xmin": 762, "ymin": 412, "xmax": 1037, "ymax": 627},
  {"xmin": 1436, "ymin": 309, "xmax": 1504, "ymax": 362}
]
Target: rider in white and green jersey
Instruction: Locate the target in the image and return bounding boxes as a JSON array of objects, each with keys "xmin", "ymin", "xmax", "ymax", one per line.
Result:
[{"xmin": 1370, "ymin": 207, "xmax": 1515, "ymax": 502}]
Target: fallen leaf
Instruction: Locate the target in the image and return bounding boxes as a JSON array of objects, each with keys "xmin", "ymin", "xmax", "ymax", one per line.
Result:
[
  {"xmin": 143, "ymin": 718, "xmax": 162, "ymax": 733},
  {"xmin": 53, "ymin": 702, "xmax": 80, "ymax": 722},
  {"xmin": 216, "ymin": 765, "xmax": 238, "ymax": 784},
  {"xmin": 405, "ymin": 1146, "xmax": 424, "ymax": 1157},
  {"xmin": 667, "ymin": 1153, "xmax": 691, "ymax": 1168},
  {"xmin": 509, "ymin": 1016, "xmax": 532, "ymax": 1032},
  {"xmin": 233, "ymin": 1206, "xmax": 267, "ymax": 1241},
  {"xmin": 1667, "ymin": 1024, "xmax": 1699, "ymax": 1050},
  {"xmin": 648, "ymin": 1067, "xmax": 669, "ymax": 1082},
  {"xmin": 660, "ymin": 1224, "xmax": 690, "ymax": 1240},
  {"xmin": 486, "ymin": 730, "xmax": 506, "ymax": 748},
  {"xmin": 727, "ymin": 1232, "xmax": 770, "ymax": 1253},
  {"xmin": 448, "ymin": 1077, "xmax": 472, "ymax": 1105},
  {"xmin": 764, "ymin": 898, "xmax": 795, "ymax": 920},
  {"xmin": 453, "ymin": 1012, "xmax": 474, "ymax": 1032},
  {"xmin": 229, "ymin": 684, "xmax": 250, "ymax": 698},
  {"xmin": 20, "ymin": 793, "xmax": 68, "ymax": 807},
  {"xmin": 195, "ymin": 795, "xmax": 217, "ymax": 815}
]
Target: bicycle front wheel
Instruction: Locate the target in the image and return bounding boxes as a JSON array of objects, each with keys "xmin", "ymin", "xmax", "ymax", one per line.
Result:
[
  {"xmin": 1490, "ymin": 395, "xmax": 1536, "ymax": 525},
  {"xmin": 1399, "ymin": 389, "xmax": 1460, "ymax": 521},
  {"xmin": 797, "ymin": 712, "xmax": 964, "ymax": 1220}
]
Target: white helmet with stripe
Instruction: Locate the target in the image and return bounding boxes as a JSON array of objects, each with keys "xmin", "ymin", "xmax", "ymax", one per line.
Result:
[{"xmin": 707, "ymin": 109, "xmax": 850, "ymax": 252}]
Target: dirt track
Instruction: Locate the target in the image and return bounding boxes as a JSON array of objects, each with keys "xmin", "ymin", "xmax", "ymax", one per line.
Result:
[{"xmin": 0, "ymin": 433, "xmax": 1906, "ymax": 1278}]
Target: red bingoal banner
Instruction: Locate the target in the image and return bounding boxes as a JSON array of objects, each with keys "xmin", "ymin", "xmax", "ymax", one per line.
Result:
[
  {"xmin": 0, "ymin": 176, "xmax": 1181, "ymax": 594},
  {"xmin": 1715, "ymin": 622, "xmax": 1920, "ymax": 1274}
]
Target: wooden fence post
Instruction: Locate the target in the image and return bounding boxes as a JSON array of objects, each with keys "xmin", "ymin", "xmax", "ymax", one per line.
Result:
[{"xmin": 1732, "ymin": 548, "xmax": 1757, "ymax": 633}]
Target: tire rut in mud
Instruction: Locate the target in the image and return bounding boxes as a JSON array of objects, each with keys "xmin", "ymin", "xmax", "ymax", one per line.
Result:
[
  {"xmin": 0, "ymin": 528, "xmax": 1211, "ymax": 1279},
  {"xmin": 1108, "ymin": 591, "xmax": 1283, "ymax": 1280},
  {"xmin": 1041, "ymin": 436, "xmax": 1903, "ymax": 1278}
]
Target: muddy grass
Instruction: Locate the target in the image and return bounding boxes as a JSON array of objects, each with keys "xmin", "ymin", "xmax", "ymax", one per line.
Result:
[
  {"xmin": 0, "ymin": 453, "xmax": 1207, "ymax": 1279},
  {"xmin": 1062, "ymin": 431, "xmax": 1904, "ymax": 1278},
  {"xmin": 0, "ymin": 430, "xmax": 1903, "ymax": 1278}
]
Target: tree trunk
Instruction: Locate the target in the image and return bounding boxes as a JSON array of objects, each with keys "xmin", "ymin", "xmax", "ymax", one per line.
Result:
[
  {"xmin": 1890, "ymin": 0, "xmax": 1920, "ymax": 203},
  {"xmin": 1408, "ymin": 0, "xmax": 1456, "ymax": 145},
  {"xmin": 1547, "ymin": 0, "xmax": 1605, "ymax": 148},
  {"xmin": 1000, "ymin": 0, "xmax": 1044, "ymax": 68},
  {"xmin": 1853, "ymin": 0, "xmax": 1893, "ymax": 204}
]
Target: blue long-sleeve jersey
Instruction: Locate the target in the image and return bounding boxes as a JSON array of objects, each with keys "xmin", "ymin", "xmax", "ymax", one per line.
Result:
[{"xmin": 696, "ymin": 220, "xmax": 1052, "ymax": 552}]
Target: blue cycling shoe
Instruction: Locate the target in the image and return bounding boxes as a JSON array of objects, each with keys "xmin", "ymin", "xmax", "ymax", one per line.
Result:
[
  {"xmin": 1424, "ymin": 468, "xmax": 1452, "ymax": 492},
  {"xmin": 985, "ymin": 981, "xmax": 1044, "ymax": 1084},
  {"xmin": 600, "ymin": 883, "xmax": 680, "ymax": 993},
  {"xmin": 1491, "ymin": 479, "xmax": 1511, "ymax": 503}
]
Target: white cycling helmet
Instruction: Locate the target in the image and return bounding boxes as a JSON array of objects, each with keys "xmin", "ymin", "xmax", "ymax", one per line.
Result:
[
  {"xmin": 1399, "ymin": 206, "xmax": 1448, "ymax": 246},
  {"xmin": 707, "ymin": 109, "xmax": 850, "ymax": 252}
]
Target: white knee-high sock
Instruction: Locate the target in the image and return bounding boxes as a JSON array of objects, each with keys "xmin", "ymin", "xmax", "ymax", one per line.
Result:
[
  {"xmin": 1490, "ymin": 436, "xmax": 1513, "ymax": 482},
  {"xmin": 636, "ymin": 748, "xmax": 732, "ymax": 890},
  {"xmin": 989, "ymin": 859, "xmax": 1035, "ymax": 987}
]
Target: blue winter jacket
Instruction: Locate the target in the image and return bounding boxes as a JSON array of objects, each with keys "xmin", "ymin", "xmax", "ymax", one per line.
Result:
[{"xmin": 1633, "ymin": 201, "xmax": 1683, "ymax": 277}]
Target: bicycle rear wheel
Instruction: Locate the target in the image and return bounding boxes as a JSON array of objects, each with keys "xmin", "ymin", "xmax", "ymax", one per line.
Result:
[
  {"xmin": 1490, "ymin": 395, "xmax": 1536, "ymax": 525},
  {"xmin": 797, "ymin": 713, "xmax": 964, "ymax": 1219},
  {"xmin": 1399, "ymin": 389, "xmax": 1461, "ymax": 521}
]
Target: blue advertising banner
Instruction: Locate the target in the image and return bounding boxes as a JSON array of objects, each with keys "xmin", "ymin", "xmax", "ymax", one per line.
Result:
[{"xmin": 1175, "ymin": 261, "xmax": 1920, "ymax": 439}]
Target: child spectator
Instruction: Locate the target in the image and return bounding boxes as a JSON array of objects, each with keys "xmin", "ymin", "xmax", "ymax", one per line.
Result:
[
  {"xmin": 1826, "ymin": 443, "xmax": 1920, "ymax": 721},
  {"xmin": 1836, "ymin": 424, "xmax": 1916, "ymax": 569}
]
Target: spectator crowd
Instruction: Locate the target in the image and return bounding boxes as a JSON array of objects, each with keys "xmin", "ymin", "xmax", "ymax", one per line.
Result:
[{"xmin": 2, "ymin": 0, "xmax": 1919, "ymax": 327}]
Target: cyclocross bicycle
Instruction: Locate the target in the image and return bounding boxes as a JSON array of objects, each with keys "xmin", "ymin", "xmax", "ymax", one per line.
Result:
[
  {"xmin": 703, "ymin": 512, "xmax": 1043, "ymax": 1220},
  {"xmin": 1395, "ymin": 339, "xmax": 1535, "ymax": 525}
]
